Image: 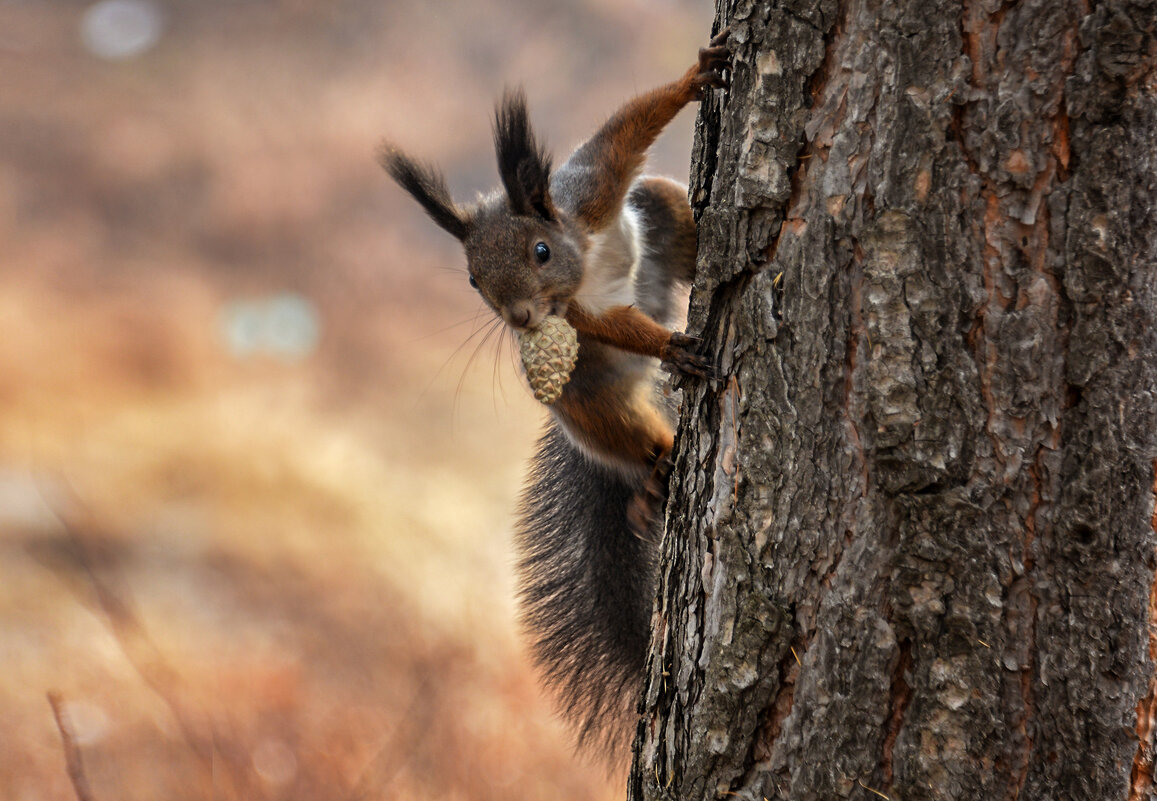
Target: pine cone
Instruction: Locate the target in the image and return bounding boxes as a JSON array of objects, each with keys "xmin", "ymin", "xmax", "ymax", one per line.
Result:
[{"xmin": 519, "ymin": 315, "xmax": 579, "ymax": 405}]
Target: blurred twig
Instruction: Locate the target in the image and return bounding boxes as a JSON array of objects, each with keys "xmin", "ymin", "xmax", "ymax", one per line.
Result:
[
  {"xmin": 348, "ymin": 671, "xmax": 438, "ymax": 801},
  {"xmin": 47, "ymin": 691, "xmax": 97, "ymax": 801},
  {"xmin": 49, "ymin": 495, "xmax": 211, "ymax": 759},
  {"xmin": 42, "ymin": 480, "xmax": 255, "ymax": 797}
]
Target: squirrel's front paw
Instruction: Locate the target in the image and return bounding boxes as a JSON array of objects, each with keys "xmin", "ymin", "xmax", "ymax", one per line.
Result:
[
  {"xmin": 660, "ymin": 332, "xmax": 716, "ymax": 379},
  {"xmin": 690, "ymin": 27, "xmax": 732, "ymax": 98}
]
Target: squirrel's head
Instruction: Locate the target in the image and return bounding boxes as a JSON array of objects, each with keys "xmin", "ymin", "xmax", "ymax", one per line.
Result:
[{"xmin": 380, "ymin": 89, "xmax": 584, "ymax": 331}]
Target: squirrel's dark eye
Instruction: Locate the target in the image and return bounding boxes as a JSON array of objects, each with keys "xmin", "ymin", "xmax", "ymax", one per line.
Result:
[
  {"xmin": 468, "ymin": 274, "xmax": 478, "ymax": 289},
  {"xmin": 534, "ymin": 242, "xmax": 550, "ymax": 264}
]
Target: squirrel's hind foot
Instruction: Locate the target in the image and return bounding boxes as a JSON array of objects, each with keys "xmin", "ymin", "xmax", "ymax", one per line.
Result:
[{"xmin": 627, "ymin": 452, "xmax": 675, "ymax": 538}]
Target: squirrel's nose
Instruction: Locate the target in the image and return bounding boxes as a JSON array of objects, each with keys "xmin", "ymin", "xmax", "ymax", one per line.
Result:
[{"xmin": 505, "ymin": 301, "xmax": 540, "ymax": 330}]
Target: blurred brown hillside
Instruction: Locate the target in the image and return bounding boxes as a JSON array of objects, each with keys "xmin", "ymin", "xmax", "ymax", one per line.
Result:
[{"xmin": 0, "ymin": 0, "xmax": 711, "ymax": 798}]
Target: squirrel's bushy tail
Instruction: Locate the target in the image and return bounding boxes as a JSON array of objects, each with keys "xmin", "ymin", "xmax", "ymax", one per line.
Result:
[{"xmin": 515, "ymin": 422, "xmax": 660, "ymax": 759}]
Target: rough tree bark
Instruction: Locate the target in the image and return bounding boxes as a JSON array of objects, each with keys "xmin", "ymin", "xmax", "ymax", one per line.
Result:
[{"xmin": 629, "ymin": 1, "xmax": 1157, "ymax": 800}]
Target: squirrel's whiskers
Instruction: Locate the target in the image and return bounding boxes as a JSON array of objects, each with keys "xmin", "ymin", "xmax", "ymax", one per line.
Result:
[{"xmin": 381, "ymin": 28, "xmax": 731, "ymax": 764}]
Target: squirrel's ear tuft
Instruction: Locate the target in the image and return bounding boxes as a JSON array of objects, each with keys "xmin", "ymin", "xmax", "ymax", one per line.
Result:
[
  {"xmin": 378, "ymin": 144, "xmax": 471, "ymax": 241},
  {"xmin": 494, "ymin": 89, "xmax": 557, "ymax": 222}
]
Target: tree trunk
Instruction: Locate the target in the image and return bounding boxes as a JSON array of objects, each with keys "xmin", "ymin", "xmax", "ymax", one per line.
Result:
[{"xmin": 629, "ymin": 1, "xmax": 1157, "ymax": 800}]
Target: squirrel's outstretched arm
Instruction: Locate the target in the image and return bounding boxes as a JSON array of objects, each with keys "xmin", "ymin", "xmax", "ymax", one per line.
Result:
[
  {"xmin": 557, "ymin": 31, "xmax": 729, "ymax": 230},
  {"xmin": 566, "ymin": 303, "xmax": 714, "ymax": 379},
  {"xmin": 380, "ymin": 30, "xmax": 731, "ymax": 764}
]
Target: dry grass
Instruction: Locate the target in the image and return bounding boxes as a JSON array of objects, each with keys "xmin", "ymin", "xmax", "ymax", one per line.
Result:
[{"xmin": 0, "ymin": 0, "xmax": 711, "ymax": 797}]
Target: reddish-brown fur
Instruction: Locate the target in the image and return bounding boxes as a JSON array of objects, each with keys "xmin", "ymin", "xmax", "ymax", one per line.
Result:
[
  {"xmin": 562, "ymin": 62, "xmax": 713, "ymax": 232},
  {"xmin": 566, "ymin": 304, "xmax": 673, "ymax": 358},
  {"xmin": 382, "ymin": 30, "xmax": 732, "ymax": 760},
  {"xmin": 544, "ymin": 35, "xmax": 727, "ymax": 491},
  {"xmin": 553, "ymin": 371, "xmax": 674, "ymax": 471}
]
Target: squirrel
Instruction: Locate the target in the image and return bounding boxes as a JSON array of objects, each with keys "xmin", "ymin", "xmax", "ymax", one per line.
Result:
[{"xmin": 379, "ymin": 30, "xmax": 730, "ymax": 760}]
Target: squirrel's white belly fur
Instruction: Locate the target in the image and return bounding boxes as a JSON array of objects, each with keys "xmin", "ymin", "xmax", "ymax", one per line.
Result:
[
  {"xmin": 573, "ymin": 204, "xmax": 642, "ymax": 314},
  {"xmin": 380, "ymin": 29, "xmax": 732, "ymax": 761}
]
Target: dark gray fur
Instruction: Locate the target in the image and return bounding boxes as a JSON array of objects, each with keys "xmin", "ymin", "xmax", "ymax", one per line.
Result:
[
  {"xmin": 383, "ymin": 73, "xmax": 711, "ymax": 763},
  {"xmin": 515, "ymin": 422, "xmax": 659, "ymax": 757}
]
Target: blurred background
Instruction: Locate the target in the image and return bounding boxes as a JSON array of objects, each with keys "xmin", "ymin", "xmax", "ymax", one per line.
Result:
[{"xmin": 0, "ymin": 0, "xmax": 712, "ymax": 798}]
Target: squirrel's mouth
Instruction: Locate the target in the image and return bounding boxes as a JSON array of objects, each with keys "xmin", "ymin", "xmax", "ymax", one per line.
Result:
[
  {"xmin": 504, "ymin": 298, "xmax": 567, "ymax": 330},
  {"xmin": 547, "ymin": 299, "xmax": 569, "ymax": 319}
]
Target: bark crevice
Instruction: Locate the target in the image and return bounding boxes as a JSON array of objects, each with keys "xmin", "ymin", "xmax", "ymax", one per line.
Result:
[{"xmin": 630, "ymin": 1, "xmax": 1157, "ymax": 799}]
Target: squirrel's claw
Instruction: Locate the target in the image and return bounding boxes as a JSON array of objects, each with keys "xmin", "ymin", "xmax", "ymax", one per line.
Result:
[
  {"xmin": 697, "ymin": 67, "xmax": 729, "ymax": 92},
  {"xmin": 698, "ymin": 46, "xmax": 730, "ymax": 74},
  {"xmin": 709, "ymin": 26, "xmax": 732, "ymax": 49},
  {"xmin": 661, "ymin": 332, "xmax": 716, "ymax": 379},
  {"xmin": 691, "ymin": 28, "xmax": 732, "ymax": 96},
  {"xmin": 627, "ymin": 452, "xmax": 675, "ymax": 538}
]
